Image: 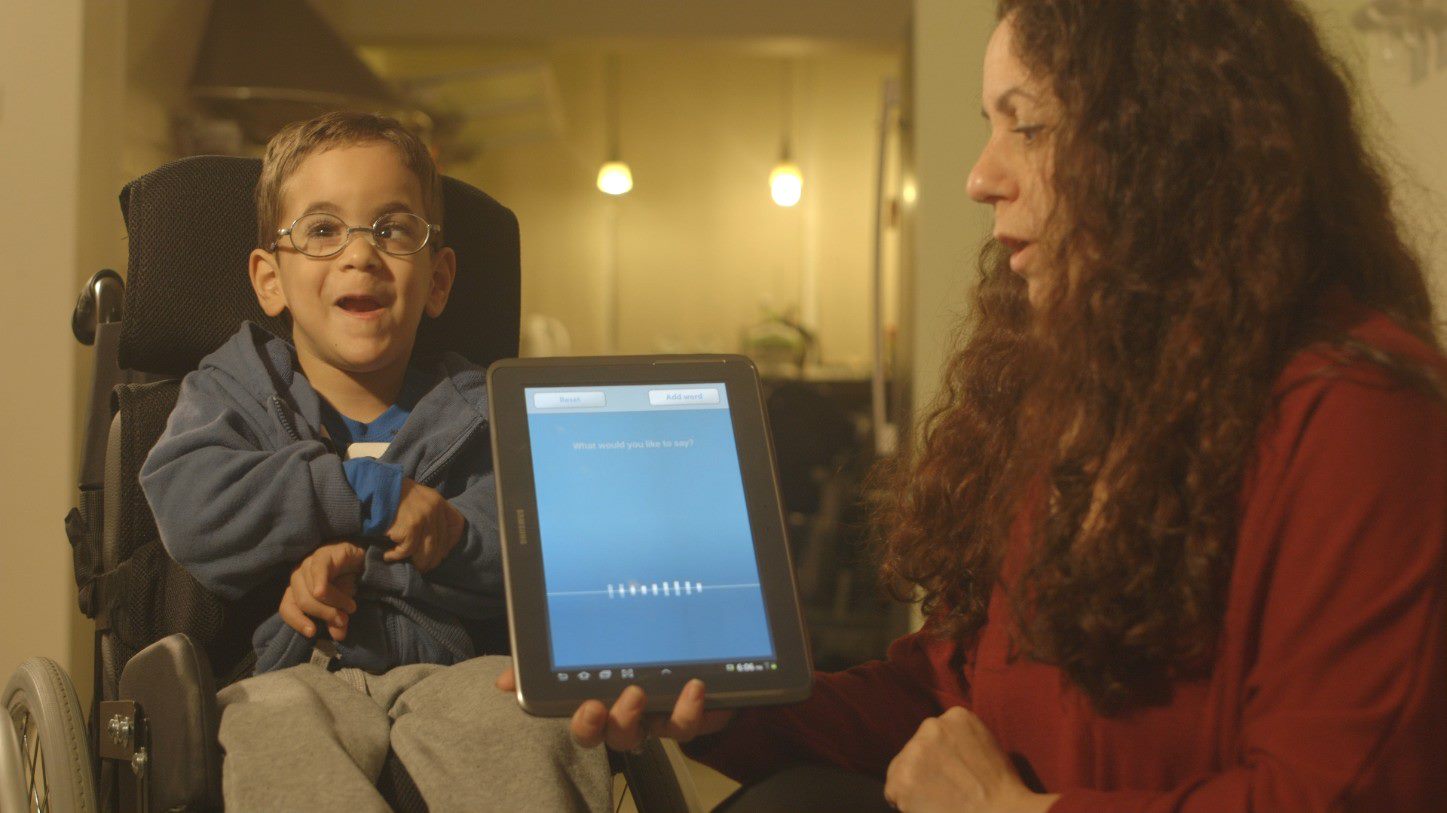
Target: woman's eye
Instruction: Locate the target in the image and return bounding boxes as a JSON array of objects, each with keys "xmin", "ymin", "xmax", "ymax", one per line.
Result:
[{"xmin": 1013, "ymin": 125, "xmax": 1045, "ymax": 143}]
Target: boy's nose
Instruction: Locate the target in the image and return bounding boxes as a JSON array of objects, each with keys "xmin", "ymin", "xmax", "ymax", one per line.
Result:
[{"xmin": 338, "ymin": 230, "xmax": 385, "ymax": 270}]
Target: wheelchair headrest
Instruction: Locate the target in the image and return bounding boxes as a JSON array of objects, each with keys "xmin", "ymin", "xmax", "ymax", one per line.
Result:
[{"xmin": 117, "ymin": 155, "xmax": 520, "ymax": 377}]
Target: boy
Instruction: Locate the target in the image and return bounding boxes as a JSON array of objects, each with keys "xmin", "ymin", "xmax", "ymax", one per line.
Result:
[{"xmin": 141, "ymin": 112, "xmax": 609, "ymax": 811}]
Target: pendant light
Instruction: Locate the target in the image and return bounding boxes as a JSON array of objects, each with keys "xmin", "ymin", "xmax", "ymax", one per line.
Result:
[
  {"xmin": 770, "ymin": 61, "xmax": 803, "ymax": 207},
  {"xmin": 597, "ymin": 54, "xmax": 633, "ymax": 195}
]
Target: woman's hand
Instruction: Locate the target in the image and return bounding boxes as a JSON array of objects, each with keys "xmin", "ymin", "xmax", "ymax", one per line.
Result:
[
  {"xmin": 494, "ymin": 668, "xmax": 735, "ymax": 750},
  {"xmin": 884, "ymin": 707, "xmax": 1058, "ymax": 813}
]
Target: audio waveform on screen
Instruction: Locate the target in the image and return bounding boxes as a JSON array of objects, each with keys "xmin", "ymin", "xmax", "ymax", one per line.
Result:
[{"xmin": 545, "ymin": 580, "xmax": 761, "ymax": 598}]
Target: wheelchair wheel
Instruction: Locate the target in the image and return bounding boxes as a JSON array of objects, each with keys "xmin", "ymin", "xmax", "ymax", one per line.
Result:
[
  {"xmin": 0, "ymin": 703, "xmax": 28, "ymax": 812},
  {"xmin": 3, "ymin": 657, "xmax": 97, "ymax": 813}
]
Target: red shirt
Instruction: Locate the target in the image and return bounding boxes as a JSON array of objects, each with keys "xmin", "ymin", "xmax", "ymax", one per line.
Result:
[{"xmin": 695, "ymin": 303, "xmax": 1447, "ymax": 812}]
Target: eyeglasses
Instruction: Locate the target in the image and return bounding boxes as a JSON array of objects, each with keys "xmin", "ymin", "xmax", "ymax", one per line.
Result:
[{"xmin": 270, "ymin": 211, "xmax": 441, "ymax": 259}]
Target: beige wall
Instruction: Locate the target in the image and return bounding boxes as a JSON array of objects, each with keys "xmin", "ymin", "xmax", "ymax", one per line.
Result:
[
  {"xmin": 1339, "ymin": 6, "xmax": 1445, "ymax": 310},
  {"xmin": 908, "ymin": 0, "xmax": 996, "ymax": 419},
  {"xmin": 1303, "ymin": 0, "xmax": 1447, "ymax": 311},
  {"xmin": 1374, "ymin": 61, "xmax": 1447, "ymax": 310},
  {"xmin": 125, "ymin": 0, "xmax": 212, "ymax": 178},
  {"xmin": 0, "ymin": 0, "xmax": 126, "ymax": 699}
]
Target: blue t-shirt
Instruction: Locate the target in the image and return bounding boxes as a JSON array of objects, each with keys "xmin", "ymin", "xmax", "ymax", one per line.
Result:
[{"xmin": 320, "ymin": 367, "xmax": 432, "ymax": 537}]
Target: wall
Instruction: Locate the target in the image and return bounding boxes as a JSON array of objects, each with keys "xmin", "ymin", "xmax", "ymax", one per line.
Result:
[
  {"xmin": 908, "ymin": 0, "xmax": 997, "ymax": 421},
  {"xmin": 125, "ymin": 0, "xmax": 213, "ymax": 178},
  {"xmin": 1304, "ymin": 0, "xmax": 1447, "ymax": 311},
  {"xmin": 1371, "ymin": 61, "xmax": 1447, "ymax": 310},
  {"xmin": 0, "ymin": 0, "xmax": 127, "ymax": 699}
]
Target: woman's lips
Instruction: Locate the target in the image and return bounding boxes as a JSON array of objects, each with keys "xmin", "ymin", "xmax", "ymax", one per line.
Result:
[{"xmin": 1000, "ymin": 238, "xmax": 1035, "ymax": 275}]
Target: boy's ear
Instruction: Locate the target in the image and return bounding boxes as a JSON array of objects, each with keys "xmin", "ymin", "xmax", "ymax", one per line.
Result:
[
  {"xmin": 249, "ymin": 248, "xmax": 289, "ymax": 317},
  {"xmin": 425, "ymin": 246, "xmax": 457, "ymax": 318}
]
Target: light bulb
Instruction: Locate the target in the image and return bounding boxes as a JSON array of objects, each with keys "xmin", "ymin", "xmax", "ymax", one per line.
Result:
[
  {"xmin": 597, "ymin": 161, "xmax": 633, "ymax": 195},
  {"xmin": 770, "ymin": 162, "xmax": 803, "ymax": 207}
]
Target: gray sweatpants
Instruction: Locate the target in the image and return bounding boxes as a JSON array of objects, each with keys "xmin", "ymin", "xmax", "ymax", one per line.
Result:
[{"xmin": 216, "ymin": 655, "xmax": 611, "ymax": 812}]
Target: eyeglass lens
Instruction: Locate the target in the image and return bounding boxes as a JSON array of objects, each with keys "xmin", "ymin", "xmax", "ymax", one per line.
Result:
[{"xmin": 291, "ymin": 212, "xmax": 430, "ymax": 258}]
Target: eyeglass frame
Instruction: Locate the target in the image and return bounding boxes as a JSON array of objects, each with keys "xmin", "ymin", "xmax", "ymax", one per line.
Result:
[{"xmin": 268, "ymin": 211, "xmax": 443, "ymax": 259}]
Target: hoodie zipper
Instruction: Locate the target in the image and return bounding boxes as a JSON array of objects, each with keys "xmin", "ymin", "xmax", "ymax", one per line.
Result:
[
  {"xmin": 274, "ymin": 391, "xmax": 483, "ymax": 485},
  {"xmin": 414, "ymin": 416, "xmax": 485, "ymax": 487},
  {"xmin": 271, "ymin": 394, "xmax": 304, "ymax": 442}
]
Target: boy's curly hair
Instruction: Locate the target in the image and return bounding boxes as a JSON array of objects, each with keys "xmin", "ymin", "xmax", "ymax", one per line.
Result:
[
  {"xmin": 876, "ymin": 0, "xmax": 1439, "ymax": 714},
  {"xmin": 255, "ymin": 111, "xmax": 443, "ymax": 249}
]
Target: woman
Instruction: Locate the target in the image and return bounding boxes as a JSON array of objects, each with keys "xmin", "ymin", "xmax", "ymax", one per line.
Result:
[{"xmin": 506, "ymin": 1, "xmax": 1447, "ymax": 810}]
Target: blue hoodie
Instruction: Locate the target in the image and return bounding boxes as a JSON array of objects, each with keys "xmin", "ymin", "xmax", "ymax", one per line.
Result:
[{"xmin": 140, "ymin": 322, "xmax": 504, "ymax": 674}]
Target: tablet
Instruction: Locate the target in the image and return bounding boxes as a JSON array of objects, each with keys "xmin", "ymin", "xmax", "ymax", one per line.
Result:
[{"xmin": 488, "ymin": 355, "xmax": 813, "ymax": 716}]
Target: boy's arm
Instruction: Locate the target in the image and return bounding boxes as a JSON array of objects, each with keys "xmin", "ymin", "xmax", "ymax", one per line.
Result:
[
  {"xmin": 340, "ymin": 458, "xmax": 404, "ymax": 536},
  {"xmin": 357, "ymin": 469, "xmax": 503, "ymax": 620},
  {"xmin": 140, "ymin": 370, "xmax": 363, "ymax": 600}
]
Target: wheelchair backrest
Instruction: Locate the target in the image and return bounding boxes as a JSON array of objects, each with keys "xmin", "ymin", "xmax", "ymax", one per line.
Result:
[{"xmin": 118, "ymin": 155, "xmax": 520, "ymax": 375}]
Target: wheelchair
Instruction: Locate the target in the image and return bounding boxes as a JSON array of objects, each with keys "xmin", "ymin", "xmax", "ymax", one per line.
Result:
[{"xmin": 2, "ymin": 155, "xmax": 704, "ymax": 813}]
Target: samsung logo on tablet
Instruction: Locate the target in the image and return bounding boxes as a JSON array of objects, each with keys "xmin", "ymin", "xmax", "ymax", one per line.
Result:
[{"xmin": 516, "ymin": 509, "xmax": 530, "ymax": 545}]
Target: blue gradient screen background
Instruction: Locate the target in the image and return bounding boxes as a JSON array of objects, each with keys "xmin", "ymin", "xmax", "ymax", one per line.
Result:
[{"xmin": 526, "ymin": 385, "xmax": 775, "ymax": 669}]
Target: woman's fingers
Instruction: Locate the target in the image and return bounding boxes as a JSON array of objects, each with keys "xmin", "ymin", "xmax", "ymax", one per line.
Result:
[
  {"xmin": 499, "ymin": 672, "xmax": 732, "ymax": 752},
  {"xmin": 654, "ymin": 679, "xmax": 706, "ymax": 740},
  {"xmin": 562, "ymin": 680, "xmax": 733, "ymax": 751},
  {"xmin": 571, "ymin": 699, "xmax": 610, "ymax": 749},
  {"xmin": 604, "ymin": 685, "xmax": 649, "ymax": 752}
]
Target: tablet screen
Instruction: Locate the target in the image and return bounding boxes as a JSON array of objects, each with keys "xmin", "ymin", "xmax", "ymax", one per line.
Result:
[{"xmin": 525, "ymin": 383, "xmax": 777, "ymax": 678}]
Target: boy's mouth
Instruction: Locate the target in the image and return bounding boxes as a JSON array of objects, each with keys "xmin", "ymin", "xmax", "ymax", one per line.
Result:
[{"xmin": 336, "ymin": 295, "xmax": 384, "ymax": 314}]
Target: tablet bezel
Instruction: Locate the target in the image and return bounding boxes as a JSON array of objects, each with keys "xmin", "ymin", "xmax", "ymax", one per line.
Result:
[{"xmin": 488, "ymin": 355, "xmax": 813, "ymax": 716}]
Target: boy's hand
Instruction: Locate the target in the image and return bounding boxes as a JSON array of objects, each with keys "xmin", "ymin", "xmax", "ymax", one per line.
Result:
[
  {"xmin": 383, "ymin": 478, "xmax": 465, "ymax": 573},
  {"xmin": 279, "ymin": 541, "xmax": 364, "ymax": 640}
]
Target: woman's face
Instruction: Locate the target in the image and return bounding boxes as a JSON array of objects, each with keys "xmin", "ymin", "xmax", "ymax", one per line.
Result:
[{"xmin": 969, "ymin": 16, "xmax": 1058, "ymax": 305}]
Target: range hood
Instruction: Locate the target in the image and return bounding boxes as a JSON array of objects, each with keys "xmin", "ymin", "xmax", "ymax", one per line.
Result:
[{"xmin": 189, "ymin": 0, "xmax": 405, "ymax": 143}]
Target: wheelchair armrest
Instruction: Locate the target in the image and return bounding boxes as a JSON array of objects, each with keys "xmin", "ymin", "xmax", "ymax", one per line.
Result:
[{"xmin": 118, "ymin": 632, "xmax": 222, "ymax": 811}]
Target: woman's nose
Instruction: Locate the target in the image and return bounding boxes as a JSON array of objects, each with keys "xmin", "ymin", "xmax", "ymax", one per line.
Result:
[{"xmin": 968, "ymin": 141, "xmax": 1011, "ymax": 205}]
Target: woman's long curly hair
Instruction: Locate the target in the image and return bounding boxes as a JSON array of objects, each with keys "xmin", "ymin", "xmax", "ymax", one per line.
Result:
[{"xmin": 877, "ymin": 0, "xmax": 1440, "ymax": 714}]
